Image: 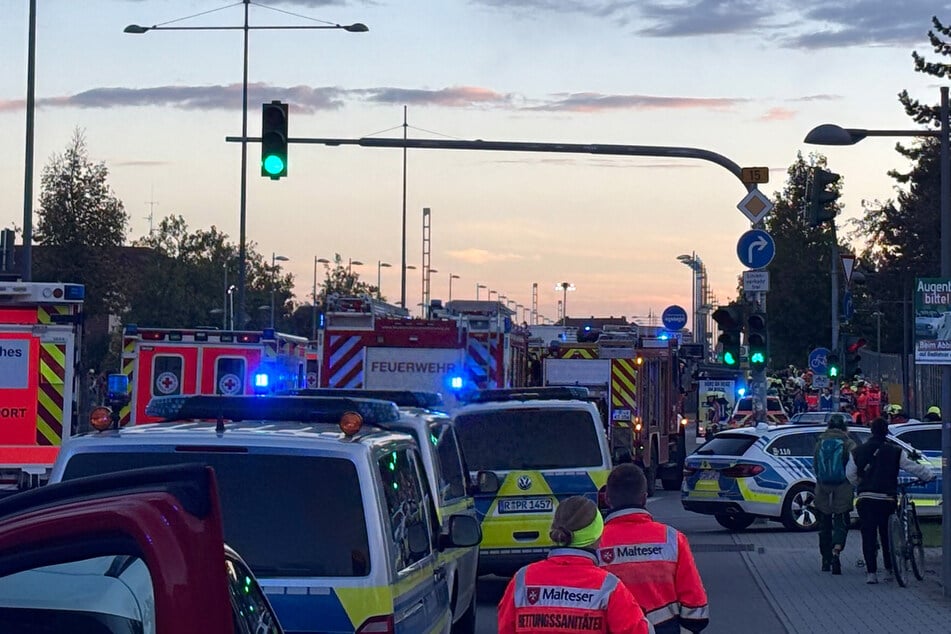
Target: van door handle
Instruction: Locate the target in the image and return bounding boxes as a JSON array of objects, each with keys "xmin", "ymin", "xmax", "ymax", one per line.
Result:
[{"xmin": 400, "ymin": 600, "xmax": 425, "ymax": 621}]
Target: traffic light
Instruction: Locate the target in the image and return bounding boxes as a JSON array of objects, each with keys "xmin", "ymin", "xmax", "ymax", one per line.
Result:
[
  {"xmin": 746, "ymin": 312, "xmax": 767, "ymax": 371},
  {"xmin": 846, "ymin": 337, "xmax": 867, "ymax": 379},
  {"xmin": 805, "ymin": 167, "xmax": 840, "ymax": 227},
  {"xmin": 827, "ymin": 353, "xmax": 840, "ymax": 378},
  {"xmin": 712, "ymin": 306, "xmax": 742, "ymax": 367},
  {"xmin": 261, "ymin": 101, "xmax": 288, "ymax": 179}
]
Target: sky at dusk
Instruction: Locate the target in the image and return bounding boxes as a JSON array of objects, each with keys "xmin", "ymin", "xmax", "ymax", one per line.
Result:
[{"xmin": 1, "ymin": 0, "xmax": 949, "ymax": 328}]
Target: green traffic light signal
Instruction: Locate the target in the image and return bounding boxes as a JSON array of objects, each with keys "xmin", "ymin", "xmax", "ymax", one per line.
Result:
[
  {"xmin": 723, "ymin": 350, "xmax": 737, "ymax": 366},
  {"xmin": 827, "ymin": 353, "xmax": 840, "ymax": 378},
  {"xmin": 261, "ymin": 101, "xmax": 288, "ymax": 180},
  {"xmin": 750, "ymin": 351, "xmax": 765, "ymax": 364},
  {"xmin": 828, "ymin": 365, "xmax": 839, "ymax": 377}
]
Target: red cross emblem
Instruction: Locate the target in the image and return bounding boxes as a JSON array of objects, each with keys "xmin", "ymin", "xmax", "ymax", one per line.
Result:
[
  {"xmin": 155, "ymin": 371, "xmax": 179, "ymax": 395},
  {"xmin": 599, "ymin": 548, "xmax": 615, "ymax": 564},
  {"xmin": 527, "ymin": 587, "xmax": 540, "ymax": 605},
  {"xmin": 218, "ymin": 373, "xmax": 241, "ymax": 395}
]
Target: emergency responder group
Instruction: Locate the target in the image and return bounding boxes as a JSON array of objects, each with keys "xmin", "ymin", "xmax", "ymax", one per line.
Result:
[{"xmin": 498, "ymin": 464, "xmax": 709, "ymax": 634}]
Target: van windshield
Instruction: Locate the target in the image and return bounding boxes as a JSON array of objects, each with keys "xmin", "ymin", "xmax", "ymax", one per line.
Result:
[
  {"xmin": 454, "ymin": 407, "xmax": 603, "ymax": 471},
  {"xmin": 61, "ymin": 452, "xmax": 370, "ymax": 578}
]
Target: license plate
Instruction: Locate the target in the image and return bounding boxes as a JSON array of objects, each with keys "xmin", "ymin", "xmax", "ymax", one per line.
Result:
[
  {"xmin": 700, "ymin": 470, "xmax": 720, "ymax": 481},
  {"xmin": 498, "ymin": 497, "xmax": 553, "ymax": 514}
]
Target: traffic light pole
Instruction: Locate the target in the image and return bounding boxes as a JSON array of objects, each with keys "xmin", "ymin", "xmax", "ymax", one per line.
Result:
[
  {"xmin": 751, "ymin": 291, "xmax": 768, "ymax": 424},
  {"xmin": 830, "ymin": 229, "xmax": 840, "ymax": 409}
]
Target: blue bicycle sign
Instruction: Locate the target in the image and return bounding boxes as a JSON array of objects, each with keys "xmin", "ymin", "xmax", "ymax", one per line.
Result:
[{"xmin": 808, "ymin": 347, "xmax": 831, "ymax": 374}]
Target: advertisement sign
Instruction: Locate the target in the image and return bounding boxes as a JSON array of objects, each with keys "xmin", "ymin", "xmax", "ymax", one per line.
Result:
[
  {"xmin": 914, "ymin": 277, "xmax": 951, "ymax": 364},
  {"xmin": 698, "ymin": 379, "xmax": 735, "ymax": 427}
]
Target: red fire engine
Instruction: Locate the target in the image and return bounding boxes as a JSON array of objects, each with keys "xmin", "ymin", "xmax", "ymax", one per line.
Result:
[
  {"xmin": 0, "ymin": 281, "xmax": 84, "ymax": 489},
  {"xmin": 120, "ymin": 325, "xmax": 308, "ymax": 425},
  {"xmin": 317, "ymin": 296, "xmax": 529, "ymax": 405}
]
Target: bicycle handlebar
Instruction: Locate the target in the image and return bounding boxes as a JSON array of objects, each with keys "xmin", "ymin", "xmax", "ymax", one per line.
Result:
[{"xmin": 897, "ymin": 478, "xmax": 928, "ymax": 490}]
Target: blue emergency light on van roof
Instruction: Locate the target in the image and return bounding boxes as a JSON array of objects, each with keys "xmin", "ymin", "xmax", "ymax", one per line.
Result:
[
  {"xmin": 280, "ymin": 388, "xmax": 444, "ymax": 409},
  {"xmin": 253, "ymin": 372, "xmax": 270, "ymax": 392},
  {"xmin": 449, "ymin": 376, "xmax": 464, "ymax": 390},
  {"xmin": 737, "ymin": 387, "xmax": 747, "ymax": 396},
  {"xmin": 466, "ymin": 386, "xmax": 590, "ymax": 404},
  {"xmin": 145, "ymin": 395, "xmax": 402, "ymax": 425}
]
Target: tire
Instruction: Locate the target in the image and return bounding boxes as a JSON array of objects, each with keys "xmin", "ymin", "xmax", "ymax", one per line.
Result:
[
  {"xmin": 888, "ymin": 514, "xmax": 907, "ymax": 587},
  {"xmin": 714, "ymin": 512, "xmax": 755, "ymax": 531},
  {"xmin": 662, "ymin": 473, "xmax": 683, "ymax": 491},
  {"xmin": 451, "ymin": 588, "xmax": 477, "ymax": 634},
  {"xmin": 781, "ymin": 484, "xmax": 818, "ymax": 531},
  {"xmin": 909, "ymin": 504, "xmax": 925, "ymax": 582}
]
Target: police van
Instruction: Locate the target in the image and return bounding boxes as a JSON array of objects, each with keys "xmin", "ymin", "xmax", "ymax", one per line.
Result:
[
  {"xmin": 451, "ymin": 387, "xmax": 612, "ymax": 576},
  {"xmin": 283, "ymin": 388, "xmax": 479, "ymax": 632},
  {"xmin": 50, "ymin": 395, "xmax": 481, "ymax": 634}
]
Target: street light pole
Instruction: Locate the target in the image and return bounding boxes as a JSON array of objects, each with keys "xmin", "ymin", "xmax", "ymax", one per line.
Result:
[
  {"xmin": 556, "ymin": 282, "xmax": 575, "ymax": 325},
  {"xmin": 476, "ymin": 283, "xmax": 487, "ymax": 300},
  {"xmin": 270, "ymin": 252, "xmax": 289, "ymax": 328},
  {"xmin": 449, "ymin": 274, "xmax": 460, "ymax": 302},
  {"xmin": 124, "ymin": 3, "xmax": 367, "ymax": 327},
  {"xmin": 805, "ymin": 87, "xmax": 951, "ymax": 597},
  {"xmin": 377, "ymin": 261, "xmax": 391, "ymax": 299}
]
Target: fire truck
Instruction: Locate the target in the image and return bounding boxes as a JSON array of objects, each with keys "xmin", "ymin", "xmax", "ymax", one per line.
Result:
[
  {"xmin": 317, "ymin": 295, "xmax": 529, "ymax": 407},
  {"xmin": 540, "ymin": 327, "xmax": 686, "ymax": 495},
  {"xmin": 0, "ymin": 281, "xmax": 84, "ymax": 489},
  {"xmin": 120, "ymin": 325, "xmax": 308, "ymax": 425}
]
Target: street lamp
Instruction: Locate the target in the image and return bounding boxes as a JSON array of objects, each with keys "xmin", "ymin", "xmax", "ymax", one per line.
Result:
[
  {"xmin": 476, "ymin": 283, "xmax": 487, "ymax": 300},
  {"xmin": 348, "ymin": 259, "xmax": 364, "ymax": 274},
  {"xmin": 448, "ymin": 274, "xmax": 460, "ymax": 302},
  {"xmin": 226, "ymin": 284, "xmax": 236, "ymax": 330},
  {"xmin": 678, "ymin": 253, "xmax": 701, "ymax": 341},
  {"xmin": 312, "ymin": 257, "xmax": 330, "ymax": 339},
  {"xmin": 377, "ymin": 261, "xmax": 392, "ymax": 299},
  {"xmin": 555, "ymin": 282, "xmax": 576, "ymax": 325},
  {"xmin": 270, "ymin": 253, "xmax": 289, "ymax": 328},
  {"xmin": 805, "ymin": 87, "xmax": 951, "ymax": 597},
  {"xmin": 488, "ymin": 290, "xmax": 498, "ymax": 301},
  {"xmin": 124, "ymin": 2, "xmax": 367, "ymax": 326}
]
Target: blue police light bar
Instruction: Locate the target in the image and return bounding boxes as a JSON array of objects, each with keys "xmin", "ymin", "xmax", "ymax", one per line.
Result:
[
  {"xmin": 106, "ymin": 374, "xmax": 129, "ymax": 400},
  {"xmin": 466, "ymin": 386, "xmax": 590, "ymax": 404},
  {"xmin": 658, "ymin": 332, "xmax": 670, "ymax": 341},
  {"xmin": 281, "ymin": 388, "xmax": 443, "ymax": 409},
  {"xmin": 254, "ymin": 373, "xmax": 270, "ymax": 388},
  {"xmin": 449, "ymin": 376, "xmax": 464, "ymax": 390},
  {"xmin": 145, "ymin": 395, "xmax": 401, "ymax": 425},
  {"xmin": 737, "ymin": 387, "xmax": 747, "ymax": 396}
]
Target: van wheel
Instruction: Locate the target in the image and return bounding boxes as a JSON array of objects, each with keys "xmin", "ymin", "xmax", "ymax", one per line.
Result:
[
  {"xmin": 715, "ymin": 513, "xmax": 755, "ymax": 531},
  {"xmin": 781, "ymin": 483, "xmax": 818, "ymax": 531},
  {"xmin": 452, "ymin": 589, "xmax": 476, "ymax": 634}
]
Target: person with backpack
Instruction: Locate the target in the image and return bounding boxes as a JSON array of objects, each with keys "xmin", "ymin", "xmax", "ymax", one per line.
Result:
[
  {"xmin": 813, "ymin": 414, "xmax": 856, "ymax": 574},
  {"xmin": 846, "ymin": 417, "xmax": 935, "ymax": 584}
]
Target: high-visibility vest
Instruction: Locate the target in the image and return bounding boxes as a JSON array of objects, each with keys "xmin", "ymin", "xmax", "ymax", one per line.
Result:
[
  {"xmin": 599, "ymin": 508, "xmax": 709, "ymax": 634},
  {"xmin": 498, "ymin": 549, "xmax": 651, "ymax": 634}
]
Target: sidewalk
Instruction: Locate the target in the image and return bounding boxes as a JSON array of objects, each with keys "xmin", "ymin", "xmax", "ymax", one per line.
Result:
[{"xmin": 735, "ymin": 522, "xmax": 951, "ymax": 633}]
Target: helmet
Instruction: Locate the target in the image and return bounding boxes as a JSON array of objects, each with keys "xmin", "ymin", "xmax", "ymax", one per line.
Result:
[
  {"xmin": 886, "ymin": 404, "xmax": 903, "ymax": 415},
  {"xmin": 927, "ymin": 405, "xmax": 941, "ymax": 417}
]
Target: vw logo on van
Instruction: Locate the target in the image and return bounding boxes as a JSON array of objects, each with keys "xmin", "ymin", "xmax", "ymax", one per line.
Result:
[{"xmin": 517, "ymin": 475, "xmax": 533, "ymax": 490}]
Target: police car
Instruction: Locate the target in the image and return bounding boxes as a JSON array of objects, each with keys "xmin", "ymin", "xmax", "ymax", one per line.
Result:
[
  {"xmin": 681, "ymin": 424, "xmax": 936, "ymax": 531},
  {"xmin": 51, "ymin": 395, "xmax": 481, "ymax": 634},
  {"xmin": 889, "ymin": 421, "xmax": 943, "ymax": 515},
  {"xmin": 284, "ymin": 388, "xmax": 479, "ymax": 632},
  {"xmin": 451, "ymin": 387, "xmax": 612, "ymax": 576}
]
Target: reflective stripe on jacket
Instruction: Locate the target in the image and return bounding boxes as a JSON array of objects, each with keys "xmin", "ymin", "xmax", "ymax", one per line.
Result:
[
  {"xmin": 598, "ymin": 508, "xmax": 709, "ymax": 634},
  {"xmin": 498, "ymin": 548, "xmax": 653, "ymax": 634}
]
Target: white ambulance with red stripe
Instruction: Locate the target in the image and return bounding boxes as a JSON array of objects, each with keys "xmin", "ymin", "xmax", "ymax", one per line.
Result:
[
  {"xmin": 0, "ymin": 281, "xmax": 84, "ymax": 490},
  {"xmin": 317, "ymin": 296, "xmax": 529, "ymax": 407},
  {"xmin": 120, "ymin": 325, "xmax": 308, "ymax": 425}
]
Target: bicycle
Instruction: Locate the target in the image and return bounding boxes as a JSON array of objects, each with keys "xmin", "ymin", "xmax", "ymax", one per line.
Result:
[{"xmin": 888, "ymin": 478, "xmax": 926, "ymax": 587}]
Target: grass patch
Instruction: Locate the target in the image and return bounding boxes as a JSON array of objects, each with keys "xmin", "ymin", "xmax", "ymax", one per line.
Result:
[{"xmin": 920, "ymin": 519, "xmax": 943, "ymax": 548}]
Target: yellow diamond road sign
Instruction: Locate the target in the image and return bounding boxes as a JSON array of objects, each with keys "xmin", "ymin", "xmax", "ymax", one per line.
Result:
[{"xmin": 737, "ymin": 187, "xmax": 774, "ymax": 224}]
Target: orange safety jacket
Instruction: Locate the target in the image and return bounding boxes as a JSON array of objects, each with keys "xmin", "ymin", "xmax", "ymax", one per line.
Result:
[
  {"xmin": 598, "ymin": 508, "xmax": 709, "ymax": 634},
  {"xmin": 498, "ymin": 549, "xmax": 653, "ymax": 634}
]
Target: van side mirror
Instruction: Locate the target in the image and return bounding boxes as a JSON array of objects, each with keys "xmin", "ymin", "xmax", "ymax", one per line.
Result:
[
  {"xmin": 473, "ymin": 470, "xmax": 499, "ymax": 495},
  {"xmin": 440, "ymin": 514, "xmax": 482, "ymax": 549}
]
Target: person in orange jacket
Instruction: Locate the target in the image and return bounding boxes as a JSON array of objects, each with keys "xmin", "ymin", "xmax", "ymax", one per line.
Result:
[
  {"xmin": 598, "ymin": 464, "xmax": 709, "ymax": 634},
  {"xmin": 498, "ymin": 495, "xmax": 653, "ymax": 634}
]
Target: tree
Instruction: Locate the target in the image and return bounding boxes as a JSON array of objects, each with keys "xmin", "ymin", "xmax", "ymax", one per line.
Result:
[
  {"xmin": 127, "ymin": 215, "xmax": 295, "ymax": 331},
  {"xmin": 761, "ymin": 152, "xmax": 841, "ymax": 367},
  {"xmin": 851, "ymin": 16, "xmax": 950, "ymax": 353},
  {"xmin": 34, "ymin": 129, "xmax": 129, "ymax": 316},
  {"xmin": 316, "ymin": 254, "xmax": 376, "ymax": 304}
]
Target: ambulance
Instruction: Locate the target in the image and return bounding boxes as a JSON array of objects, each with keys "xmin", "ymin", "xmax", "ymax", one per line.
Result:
[
  {"xmin": 0, "ymin": 281, "xmax": 84, "ymax": 489},
  {"xmin": 120, "ymin": 325, "xmax": 308, "ymax": 425}
]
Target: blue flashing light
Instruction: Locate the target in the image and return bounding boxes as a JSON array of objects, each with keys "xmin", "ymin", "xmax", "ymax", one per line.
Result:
[
  {"xmin": 658, "ymin": 332, "xmax": 670, "ymax": 341},
  {"xmin": 583, "ymin": 325, "xmax": 592, "ymax": 332},
  {"xmin": 63, "ymin": 284, "xmax": 85, "ymax": 301},
  {"xmin": 254, "ymin": 373, "xmax": 270, "ymax": 390},
  {"xmin": 737, "ymin": 387, "xmax": 746, "ymax": 397},
  {"xmin": 449, "ymin": 376, "xmax": 464, "ymax": 390}
]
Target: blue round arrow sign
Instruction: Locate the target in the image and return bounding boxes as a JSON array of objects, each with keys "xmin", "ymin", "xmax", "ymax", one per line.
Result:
[
  {"xmin": 736, "ymin": 229, "xmax": 776, "ymax": 269},
  {"xmin": 662, "ymin": 305, "xmax": 688, "ymax": 331}
]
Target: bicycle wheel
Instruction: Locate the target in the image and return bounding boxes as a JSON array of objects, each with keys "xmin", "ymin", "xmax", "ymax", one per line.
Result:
[
  {"xmin": 889, "ymin": 514, "xmax": 907, "ymax": 587},
  {"xmin": 908, "ymin": 503, "xmax": 926, "ymax": 581}
]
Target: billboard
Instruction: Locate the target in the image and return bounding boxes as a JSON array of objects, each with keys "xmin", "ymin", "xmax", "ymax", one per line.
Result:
[{"xmin": 914, "ymin": 277, "xmax": 951, "ymax": 364}]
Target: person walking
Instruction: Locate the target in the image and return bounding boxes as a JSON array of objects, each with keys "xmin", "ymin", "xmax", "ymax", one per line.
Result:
[
  {"xmin": 847, "ymin": 418, "xmax": 935, "ymax": 584},
  {"xmin": 497, "ymin": 495, "xmax": 652, "ymax": 634},
  {"xmin": 598, "ymin": 464, "xmax": 708, "ymax": 634},
  {"xmin": 812, "ymin": 414, "xmax": 856, "ymax": 574}
]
